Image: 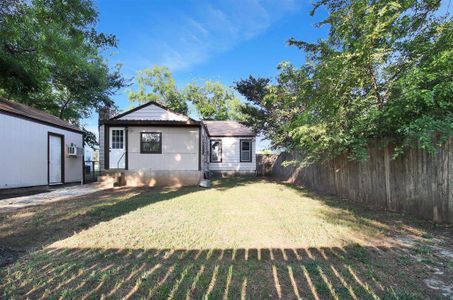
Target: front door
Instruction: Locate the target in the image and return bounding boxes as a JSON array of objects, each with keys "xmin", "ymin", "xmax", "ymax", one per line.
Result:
[
  {"xmin": 49, "ymin": 133, "xmax": 63, "ymax": 184},
  {"xmin": 109, "ymin": 127, "xmax": 125, "ymax": 169}
]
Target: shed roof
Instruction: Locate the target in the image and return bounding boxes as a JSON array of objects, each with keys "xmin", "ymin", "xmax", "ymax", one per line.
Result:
[
  {"xmin": 0, "ymin": 98, "xmax": 82, "ymax": 133},
  {"xmin": 202, "ymin": 120, "xmax": 255, "ymax": 137}
]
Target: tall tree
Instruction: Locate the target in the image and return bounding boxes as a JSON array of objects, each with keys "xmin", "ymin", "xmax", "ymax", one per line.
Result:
[
  {"xmin": 129, "ymin": 66, "xmax": 245, "ymax": 120},
  {"xmin": 237, "ymin": 0, "xmax": 452, "ymax": 164},
  {"xmin": 184, "ymin": 80, "xmax": 244, "ymax": 121},
  {"xmin": 0, "ymin": 0, "xmax": 126, "ymax": 146},
  {"xmin": 128, "ymin": 66, "xmax": 188, "ymax": 114}
]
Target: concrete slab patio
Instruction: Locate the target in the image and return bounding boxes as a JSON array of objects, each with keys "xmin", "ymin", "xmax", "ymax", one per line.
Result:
[{"xmin": 0, "ymin": 183, "xmax": 110, "ymax": 212}]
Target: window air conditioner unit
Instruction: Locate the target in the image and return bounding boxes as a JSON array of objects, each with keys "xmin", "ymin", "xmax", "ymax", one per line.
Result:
[{"xmin": 68, "ymin": 144, "xmax": 77, "ymax": 156}]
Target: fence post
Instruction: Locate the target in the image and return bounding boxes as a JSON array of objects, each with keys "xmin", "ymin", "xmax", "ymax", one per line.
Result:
[
  {"xmin": 384, "ymin": 144, "xmax": 393, "ymax": 211},
  {"xmin": 433, "ymin": 150, "xmax": 440, "ymax": 223},
  {"xmin": 449, "ymin": 137, "xmax": 453, "ymax": 223}
]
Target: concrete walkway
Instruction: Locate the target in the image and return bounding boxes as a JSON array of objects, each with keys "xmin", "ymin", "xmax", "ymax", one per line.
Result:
[{"xmin": 0, "ymin": 183, "xmax": 110, "ymax": 212}]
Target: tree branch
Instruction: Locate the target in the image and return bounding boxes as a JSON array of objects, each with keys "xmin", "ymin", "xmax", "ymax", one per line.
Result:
[
  {"xmin": 367, "ymin": 61, "xmax": 383, "ymax": 109},
  {"xmin": 3, "ymin": 43, "xmax": 36, "ymax": 55},
  {"xmin": 59, "ymin": 98, "xmax": 73, "ymax": 119}
]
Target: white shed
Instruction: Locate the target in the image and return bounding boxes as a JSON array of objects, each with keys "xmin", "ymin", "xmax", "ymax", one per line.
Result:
[{"xmin": 0, "ymin": 98, "xmax": 84, "ymax": 189}]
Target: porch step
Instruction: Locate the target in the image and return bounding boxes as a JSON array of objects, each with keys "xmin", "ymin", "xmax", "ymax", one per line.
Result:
[{"xmin": 113, "ymin": 172, "xmax": 126, "ymax": 187}]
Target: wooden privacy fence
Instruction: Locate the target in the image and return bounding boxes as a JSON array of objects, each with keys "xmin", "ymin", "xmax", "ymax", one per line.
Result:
[
  {"xmin": 256, "ymin": 154, "xmax": 278, "ymax": 176},
  {"xmin": 270, "ymin": 138, "xmax": 453, "ymax": 224}
]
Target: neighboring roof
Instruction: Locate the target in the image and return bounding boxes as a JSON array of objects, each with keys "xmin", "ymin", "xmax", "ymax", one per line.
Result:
[
  {"xmin": 0, "ymin": 98, "xmax": 83, "ymax": 133},
  {"xmin": 202, "ymin": 121, "xmax": 255, "ymax": 137},
  {"xmin": 110, "ymin": 101, "xmax": 197, "ymax": 123}
]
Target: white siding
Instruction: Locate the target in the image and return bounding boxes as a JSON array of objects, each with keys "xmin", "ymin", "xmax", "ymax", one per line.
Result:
[
  {"xmin": 208, "ymin": 137, "xmax": 256, "ymax": 172},
  {"xmin": 118, "ymin": 104, "xmax": 188, "ymax": 121},
  {"xmin": 0, "ymin": 113, "xmax": 83, "ymax": 189},
  {"xmin": 127, "ymin": 127, "xmax": 199, "ymax": 171}
]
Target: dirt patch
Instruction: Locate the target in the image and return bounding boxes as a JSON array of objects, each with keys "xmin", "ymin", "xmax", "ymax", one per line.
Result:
[
  {"xmin": 424, "ymin": 278, "xmax": 453, "ymax": 298},
  {"xmin": 394, "ymin": 231, "xmax": 453, "ymax": 299},
  {"xmin": 0, "ymin": 247, "xmax": 21, "ymax": 267}
]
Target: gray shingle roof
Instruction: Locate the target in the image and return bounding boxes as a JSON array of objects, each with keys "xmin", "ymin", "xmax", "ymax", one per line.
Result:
[
  {"xmin": 0, "ymin": 98, "xmax": 82, "ymax": 133},
  {"xmin": 202, "ymin": 121, "xmax": 255, "ymax": 137}
]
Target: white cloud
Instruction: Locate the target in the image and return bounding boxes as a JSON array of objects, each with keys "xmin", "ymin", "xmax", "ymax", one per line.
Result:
[{"xmin": 146, "ymin": 0, "xmax": 301, "ymax": 71}]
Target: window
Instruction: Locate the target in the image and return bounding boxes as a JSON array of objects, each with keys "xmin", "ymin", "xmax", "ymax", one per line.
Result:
[
  {"xmin": 140, "ymin": 132, "xmax": 162, "ymax": 154},
  {"xmin": 111, "ymin": 130, "xmax": 124, "ymax": 149},
  {"xmin": 240, "ymin": 140, "xmax": 252, "ymax": 162},
  {"xmin": 210, "ymin": 139, "xmax": 222, "ymax": 162}
]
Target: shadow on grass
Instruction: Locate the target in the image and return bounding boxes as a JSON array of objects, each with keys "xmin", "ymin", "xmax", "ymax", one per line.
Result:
[
  {"xmin": 0, "ymin": 177, "xmax": 262, "ymax": 261},
  {"xmin": 0, "ymin": 177, "xmax": 449, "ymax": 298},
  {"xmin": 271, "ymin": 179, "xmax": 451, "ymax": 238},
  {"xmin": 0, "ymin": 185, "xmax": 202, "ymax": 254},
  {"xmin": 210, "ymin": 176, "xmax": 263, "ymax": 191},
  {"xmin": 0, "ymin": 244, "xmax": 432, "ymax": 299}
]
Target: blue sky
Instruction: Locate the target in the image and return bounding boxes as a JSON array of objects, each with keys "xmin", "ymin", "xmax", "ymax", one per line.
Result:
[{"xmin": 85, "ymin": 0, "xmax": 329, "ymax": 149}]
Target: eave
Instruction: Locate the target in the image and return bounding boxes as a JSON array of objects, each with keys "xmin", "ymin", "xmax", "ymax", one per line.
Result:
[{"xmin": 100, "ymin": 119, "xmax": 201, "ymax": 127}]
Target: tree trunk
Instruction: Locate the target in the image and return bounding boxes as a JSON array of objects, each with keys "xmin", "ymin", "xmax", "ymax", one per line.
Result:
[{"xmin": 59, "ymin": 98, "xmax": 72, "ymax": 120}]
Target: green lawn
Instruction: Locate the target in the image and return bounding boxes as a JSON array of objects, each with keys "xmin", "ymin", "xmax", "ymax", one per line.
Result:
[{"xmin": 1, "ymin": 177, "xmax": 452, "ymax": 299}]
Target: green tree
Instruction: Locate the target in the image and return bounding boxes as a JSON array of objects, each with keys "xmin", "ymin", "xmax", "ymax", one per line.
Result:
[
  {"xmin": 0, "ymin": 0, "xmax": 126, "ymax": 146},
  {"xmin": 129, "ymin": 66, "xmax": 245, "ymax": 120},
  {"xmin": 235, "ymin": 63, "xmax": 308, "ymax": 149},
  {"xmin": 237, "ymin": 0, "xmax": 452, "ymax": 164},
  {"xmin": 184, "ymin": 80, "xmax": 244, "ymax": 120},
  {"xmin": 128, "ymin": 66, "xmax": 188, "ymax": 114}
]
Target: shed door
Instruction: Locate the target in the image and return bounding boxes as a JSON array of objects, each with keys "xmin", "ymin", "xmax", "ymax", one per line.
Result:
[
  {"xmin": 109, "ymin": 127, "xmax": 125, "ymax": 169},
  {"xmin": 49, "ymin": 134, "xmax": 63, "ymax": 184}
]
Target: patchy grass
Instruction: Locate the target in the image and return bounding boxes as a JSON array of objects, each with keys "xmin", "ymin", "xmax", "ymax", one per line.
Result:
[
  {"xmin": 0, "ymin": 177, "xmax": 452, "ymax": 299},
  {"xmin": 414, "ymin": 244, "xmax": 432, "ymax": 255}
]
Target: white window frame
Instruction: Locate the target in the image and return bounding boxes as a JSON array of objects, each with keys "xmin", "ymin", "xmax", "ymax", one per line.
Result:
[{"xmin": 240, "ymin": 139, "xmax": 252, "ymax": 162}]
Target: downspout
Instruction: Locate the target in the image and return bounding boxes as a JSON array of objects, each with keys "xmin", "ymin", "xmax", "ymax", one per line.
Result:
[
  {"xmin": 198, "ymin": 125, "xmax": 201, "ymax": 171},
  {"xmin": 125, "ymin": 126, "xmax": 129, "ymax": 170},
  {"xmin": 82, "ymin": 138, "xmax": 85, "ymax": 184}
]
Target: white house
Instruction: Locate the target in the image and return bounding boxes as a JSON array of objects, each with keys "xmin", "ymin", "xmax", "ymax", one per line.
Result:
[
  {"xmin": 98, "ymin": 101, "xmax": 256, "ymax": 187},
  {"xmin": 202, "ymin": 120, "xmax": 256, "ymax": 176},
  {"xmin": 0, "ymin": 98, "xmax": 84, "ymax": 189}
]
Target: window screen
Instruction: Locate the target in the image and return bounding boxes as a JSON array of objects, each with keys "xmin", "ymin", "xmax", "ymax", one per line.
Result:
[
  {"xmin": 141, "ymin": 132, "xmax": 162, "ymax": 153},
  {"xmin": 111, "ymin": 130, "xmax": 124, "ymax": 149},
  {"xmin": 240, "ymin": 140, "xmax": 252, "ymax": 162},
  {"xmin": 210, "ymin": 140, "xmax": 222, "ymax": 162}
]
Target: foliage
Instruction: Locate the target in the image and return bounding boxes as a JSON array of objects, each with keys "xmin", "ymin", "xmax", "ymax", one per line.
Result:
[
  {"xmin": 236, "ymin": 0, "xmax": 452, "ymax": 164},
  {"xmin": 0, "ymin": 0, "xmax": 126, "ymax": 147},
  {"xmin": 236, "ymin": 64, "xmax": 308, "ymax": 150},
  {"xmin": 128, "ymin": 66, "xmax": 188, "ymax": 114},
  {"xmin": 184, "ymin": 80, "xmax": 245, "ymax": 120},
  {"xmin": 82, "ymin": 129, "xmax": 98, "ymax": 149},
  {"xmin": 258, "ymin": 149, "xmax": 273, "ymax": 155},
  {"xmin": 129, "ymin": 65, "xmax": 245, "ymax": 120}
]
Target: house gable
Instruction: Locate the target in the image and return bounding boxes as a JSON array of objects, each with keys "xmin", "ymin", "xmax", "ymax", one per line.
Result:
[{"xmin": 113, "ymin": 102, "xmax": 189, "ymax": 122}]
